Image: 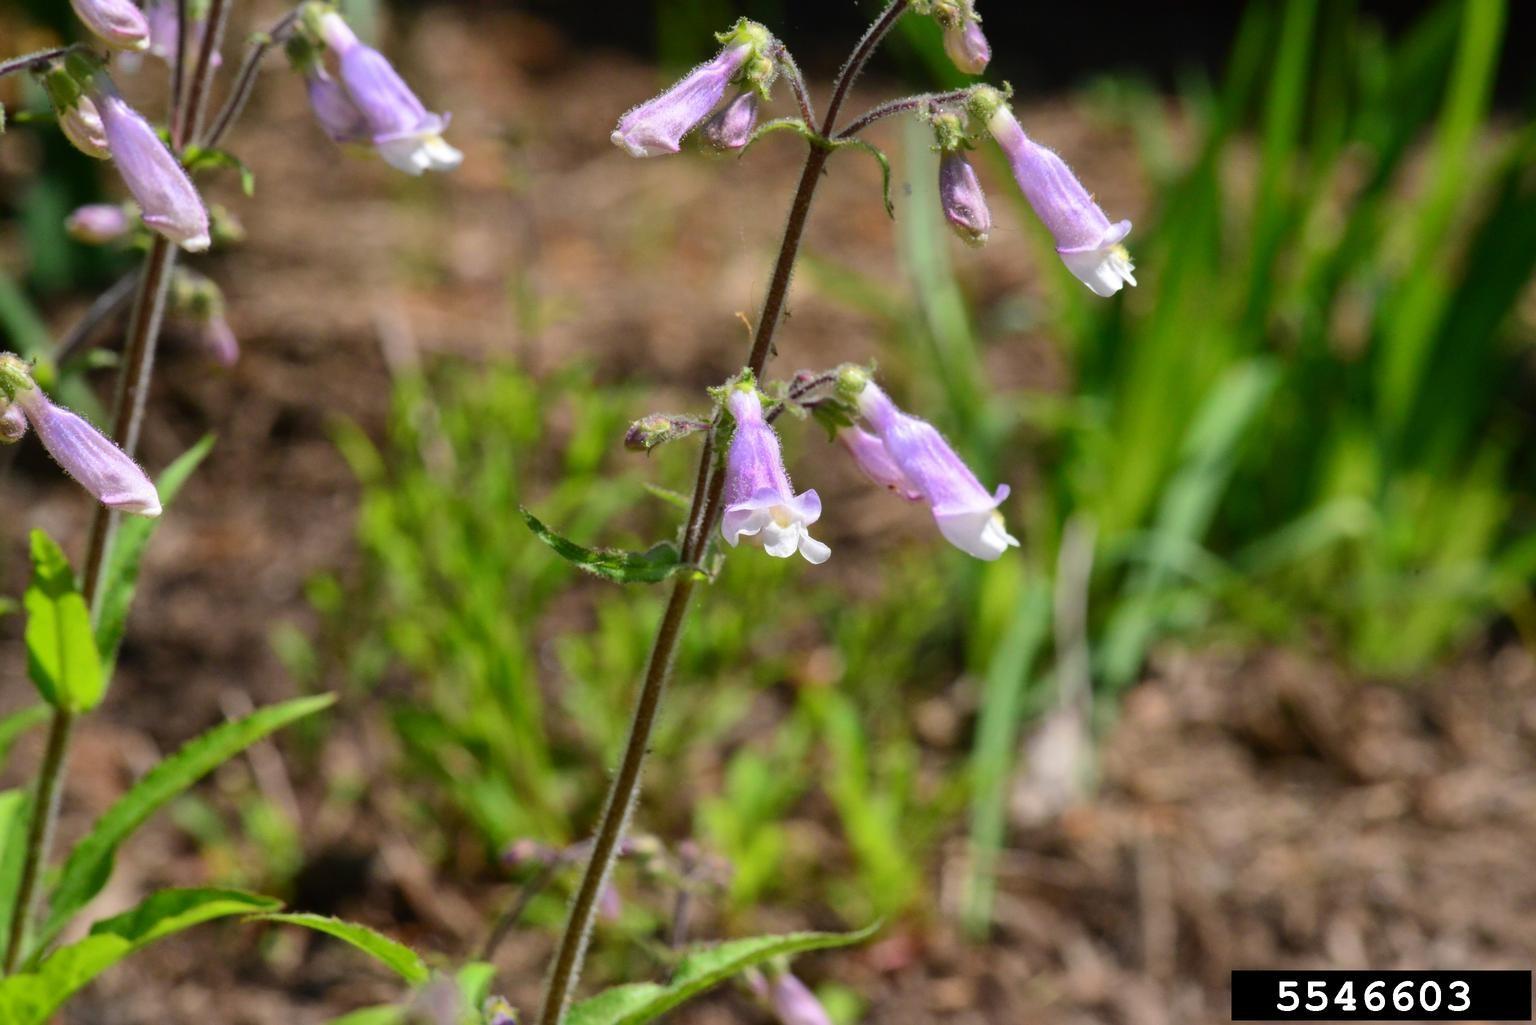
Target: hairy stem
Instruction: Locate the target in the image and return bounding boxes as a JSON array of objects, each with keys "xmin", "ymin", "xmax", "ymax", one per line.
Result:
[
  {"xmin": 179, "ymin": 0, "xmax": 232, "ymax": 147},
  {"xmin": 206, "ymin": 8, "xmax": 303, "ymax": 149},
  {"xmin": 1, "ymin": 710, "xmax": 72, "ymax": 972},
  {"xmin": 837, "ymin": 87, "xmax": 975, "ymax": 140},
  {"xmin": 536, "ymin": 6, "xmax": 908, "ymax": 1022},
  {"xmin": 0, "ymin": 47, "xmax": 75, "ymax": 80}
]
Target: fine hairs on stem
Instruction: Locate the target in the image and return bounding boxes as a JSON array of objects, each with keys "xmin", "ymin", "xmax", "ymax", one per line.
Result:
[{"xmin": 534, "ymin": 5, "xmax": 910, "ymax": 1023}]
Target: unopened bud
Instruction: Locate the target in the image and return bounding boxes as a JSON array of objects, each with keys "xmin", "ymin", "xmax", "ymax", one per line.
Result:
[
  {"xmin": 10, "ymin": 385, "xmax": 160, "ymax": 516},
  {"xmin": 65, "ymin": 203, "xmax": 134, "ymax": 245},
  {"xmin": 700, "ymin": 90, "xmax": 759, "ymax": 152},
  {"xmin": 938, "ymin": 151, "xmax": 990, "ymax": 247},
  {"xmin": 625, "ymin": 413, "xmax": 711, "ymax": 453},
  {"xmin": 70, "ymin": 0, "xmax": 151, "ymax": 51},
  {"xmin": 943, "ymin": 18, "xmax": 990, "ymax": 75},
  {"xmin": 0, "ymin": 404, "xmax": 26, "ymax": 444}
]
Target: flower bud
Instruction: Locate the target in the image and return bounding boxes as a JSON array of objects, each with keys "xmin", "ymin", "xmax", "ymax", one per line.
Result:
[
  {"xmin": 318, "ymin": 12, "xmax": 462, "ymax": 175},
  {"xmin": 70, "ymin": 0, "xmax": 151, "ymax": 51},
  {"xmin": 10, "ymin": 383, "xmax": 160, "ymax": 516},
  {"xmin": 700, "ymin": 90, "xmax": 759, "ymax": 152},
  {"xmin": 938, "ymin": 151, "xmax": 990, "ymax": 247},
  {"xmin": 65, "ymin": 203, "xmax": 134, "ymax": 245},
  {"xmin": 748, "ymin": 972, "xmax": 834, "ymax": 1025},
  {"xmin": 986, "ymin": 103, "xmax": 1135, "ymax": 297},
  {"xmin": 943, "ymin": 18, "xmax": 991, "ymax": 75},
  {"xmin": 611, "ymin": 22, "xmax": 771, "ymax": 157},
  {"xmin": 89, "ymin": 82, "xmax": 210, "ymax": 251},
  {"xmin": 852, "ymin": 380, "xmax": 1017, "ymax": 560},
  {"xmin": 0, "ymin": 404, "xmax": 27, "ymax": 444},
  {"xmin": 198, "ymin": 315, "xmax": 240, "ymax": 367},
  {"xmin": 41, "ymin": 67, "xmax": 112, "ymax": 159},
  {"xmin": 721, "ymin": 385, "xmax": 829, "ymax": 564}
]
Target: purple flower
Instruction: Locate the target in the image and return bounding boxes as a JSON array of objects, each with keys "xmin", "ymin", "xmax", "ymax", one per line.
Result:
[
  {"xmin": 854, "ymin": 380, "xmax": 1018, "ymax": 560},
  {"xmin": 721, "ymin": 387, "xmax": 829, "ymax": 564},
  {"xmin": 198, "ymin": 314, "xmax": 240, "ymax": 367},
  {"xmin": 987, "ymin": 105, "xmax": 1135, "ymax": 297},
  {"xmin": 939, "ymin": 151, "xmax": 991, "ymax": 247},
  {"xmin": 0, "ymin": 404, "xmax": 27, "ymax": 444},
  {"xmin": 89, "ymin": 83, "xmax": 210, "ymax": 251},
  {"xmin": 836, "ymin": 426, "xmax": 921, "ymax": 500},
  {"xmin": 319, "ymin": 13, "xmax": 462, "ymax": 175},
  {"xmin": 304, "ymin": 67, "xmax": 370, "ymax": 144},
  {"xmin": 748, "ymin": 973, "xmax": 833, "ymax": 1025},
  {"xmin": 70, "ymin": 0, "xmax": 150, "ymax": 51},
  {"xmin": 10, "ymin": 386, "xmax": 160, "ymax": 516},
  {"xmin": 612, "ymin": 43, "xmax": 753, "ymax": 157},
  {"xmin": 66, "ymin": 204, "xmax": 133, "ymax": 245},
  {"xmin": 943, "ymin": 18, "xmax": 991, "ymax": 75},
  {"xmin": 700, "ymin": 90, "xmax": 759, "ymax": 152}
]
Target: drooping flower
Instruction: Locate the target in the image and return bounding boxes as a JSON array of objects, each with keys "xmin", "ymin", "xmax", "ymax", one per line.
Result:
[
  {"xmin": 836, "ymin": 426, "xmax": 921, "ymax": 500},
  {"xmin": 943, "ymin": 18, "xmax": 990, "ymax": 75},
  {"xmin": 938, "ymin": 151, "xmax": 991, "ymax": 247},
  {"xmin": 318, "ymin": 12, "xmax": 462, "ymax": 175},
  {"xmin": 0, "ymin": 359, "xmax": 160, "ymax": 516},
  {"xmin": 721, "ymin": 386, "xmax": 829, "ymax": 564},
  {"xmin": 70, "ymin": 0, "xmax": 150, "ymax": 51},
  {"xmin": 985, "ymin": 101, "xmax": 1136, "ymax": 297},
  {"xmin": 88, "ymin": 80, "xmax": 210, "ymax": 251},
  {"xmin": 852, "ymin": 378, "xmax": 1018, "ymax": 560},
  {"xmin": 303, "ymin": 66, "xmax": 370, "ymax": 144},
  {"xmin": 611, "ymin": 23, "xmax": 771, "ymax": 157},
  {"xmin": 747, "ymin": 972, "xmax": 834, "ymax": 1025},
  {"xmin": 65, "ymin": 203, "xmax": 134, "ymax": 245},
  {"xmin": 700, "ymin": 90, "xmax": 759, "ymax": 152}
]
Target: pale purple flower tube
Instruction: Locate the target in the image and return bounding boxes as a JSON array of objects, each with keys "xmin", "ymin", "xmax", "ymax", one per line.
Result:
[
  {"xmin": 11, "ymin": 388, "xmax": 160, "ymax": 516},
  {"xmin": 66, "ymin": 204, "xmax": 133, "ymax": 245},
  {"xmin": 319, "ymin": 13, "xmax": 462, "ymax": 175},
  {"xmin": 70, "ymin": 0, "xmax": 150, "ymax": 51},
  {"xmin": 90, "ymin": 84, "xmax": 210, "ymax": 251},
  {"xmin": 721, "ymin": 387, "xmax": 830, "ymax": 564},
  {"xmin": 748, "ymin": 973, "xmax": 834, "ymax": 1025},
  {"xmin": 304, "ymin": 67, "xmax": 370, "ymax": 144},
  {"xmin": 855, "ymin": 381, "xmax": 1018, "ymax": 560},
  {"xmin": 612, "ymin": 43, "xmax": 752, "ymax": 157},
  {"xmin": 836, "ymin": 426, "xmax": 921, "ymax": 500},
  {"xmin": 987, "ymin": 106, "xmax": 1136, "ymax": 297},
  {"xmin": 700, "ymin": 90, "xmax": 759, "ymax": 152},
  {"xmin": 939, "ymin": 151, "xmax": 991, "ymax": 247},
  {"xmin": 943, "ymin": 19, "xmax": 991, "ymax": 75}
]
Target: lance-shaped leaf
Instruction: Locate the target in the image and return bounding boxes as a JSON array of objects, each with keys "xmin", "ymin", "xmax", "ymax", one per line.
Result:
[
  {"xmin": 522, "ymin": 508, "xmax": 698, "ymax": 584},
  {"xmin": 24, "ymin": 530, "xmax": 103, "ymax": 713},
  {"xmin": 0, "ymin": 888, "xmax": 279, "ymax": 1025},
  {"xmin": 249, "ymin": 914, "xmax": 429, "ymax": 985},
  {"xmin": 32, "ymin": 694, "xmax": 335, "ymax": 960},
  {"xmin": 566, "ymin": 924, "xmax": 878, "ymax": 1025}
]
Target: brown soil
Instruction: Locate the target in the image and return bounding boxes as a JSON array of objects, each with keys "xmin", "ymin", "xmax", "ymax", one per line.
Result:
[{"xmin": 0, "ymin": 6, "xmax": 1531, "ymax": 1024}]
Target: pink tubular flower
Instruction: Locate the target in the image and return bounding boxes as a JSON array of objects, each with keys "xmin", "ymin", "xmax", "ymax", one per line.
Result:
[
  {"xmin": 836, "ymin": 426, "xmax": 921, "ymax": 500},
  {"xmin": 70, "ymin": 0, "xmax": 150, "ymax": 51},
  {"xmin": 721, "ymin": 387, "xmax": 830, "ymax": 564},
  {"xmin": 10, "ymin": 387, "xmax": 160, "ymax": 516},
  {"xmin": 854, "ymin": 380, "xmax": 1018, "ymax": 560},
  {"xmin": 612, "ymin": 43, "xmax": 753, "ymax": 157},
  {"xmin": 319, "ymin": 12, "xmax": 462, "ymax": 175},
  {"xmin": 943, "ymin": 18, "xmax": 991, "ymax": 75},
  {"xmin": 987, "ymin": 105, "xmax": 1136, "ymax": 297},
  {"xmin": 89, "ymin": 83, "xmax": 210, "ymax": 251},
  {"xmin": 700, "ymin": 90, "xmax": 759, "ymax": 152},
  {"xmin": 66, "ymin": 204, "xmax": 134, "ymax": 245},
  {"xmin": 939, "ymin": 151, "xmax": 991, "ymax": 247}
]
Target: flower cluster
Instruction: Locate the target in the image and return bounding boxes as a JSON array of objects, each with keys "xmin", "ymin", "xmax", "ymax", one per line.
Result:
[{"xmin": 0, "ymin": 355, "xmax": 160, "ymax": 516}]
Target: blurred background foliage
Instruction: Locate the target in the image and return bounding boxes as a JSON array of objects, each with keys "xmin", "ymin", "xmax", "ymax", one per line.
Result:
[{"xmin": 3, "ymin": 0, "xmax": 1535, "ymax": 954}]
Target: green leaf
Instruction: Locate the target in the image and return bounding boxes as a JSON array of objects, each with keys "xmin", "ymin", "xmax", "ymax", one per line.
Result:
[
  {"xmin": 0, "ymin": 705, "xmax": 49, "ymax": 774},
  {"xmin": 0, "ymin": 789, "xmax": 31, "ymax": 946},
  {"xmin": 182, "ymin": 146, "xmax": 256, "ymax": 196},
  {"xmin": 0, "ymin": 888, "xmax": 278, "ymax": 1025},
  {"xmin": 23, "ymin": 531, "xmax": 103, "ymax": 713},
  {"xmin": 96, "ymin": 435, "xmax": 216, "ymax": 671},
  {"xmin": 521, "ymin": 508, "xmax": 698, "ymax": 585},
  {"xmin": 456, "ymin": 961, "xmax": 497, "ymax": 1010},
  {"xmin": 250, "ymin": 914, "xmax": 430, "ymax": 985},
  {"xmin": 33, "ymin": 694, "xmax": 335, "ymax": 960},
  {"xmin": 566, "ymin": 924, "xmax": 879, "ymax": 1025}
]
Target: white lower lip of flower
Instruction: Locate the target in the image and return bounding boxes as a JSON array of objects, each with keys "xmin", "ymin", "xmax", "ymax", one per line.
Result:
[
  {"xmin": 611, "ymin": 129, "xmax": 674, "ymax": 158},
  {"xmin": 1059, "ymin": 243, "xmax": 1137, "ymax": 297},
  {"xmin": 376, "ymin": 134, "xmax": 464, "ymax": 175},
  {"xmin": 142, "ymin": 213, "xmax": 210, "ymax": 252},
  {"xmin": 934, "ymin": 506, "xmax": 1020, "ymax": 561},
  {"xmin": 723, "ymin": 502, "xmax": 831, "ymax": 564}
]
